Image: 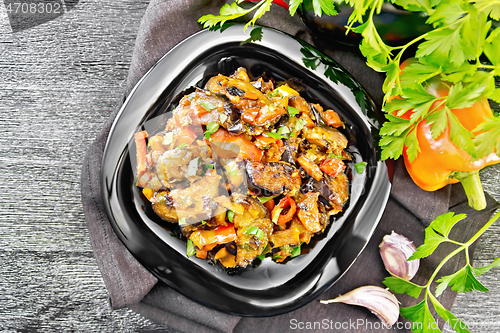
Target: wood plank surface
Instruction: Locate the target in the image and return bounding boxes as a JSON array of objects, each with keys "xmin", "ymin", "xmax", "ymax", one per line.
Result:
[{"xmin": 0, "ymin": 1, "xmax": 499, "ymax": 332}]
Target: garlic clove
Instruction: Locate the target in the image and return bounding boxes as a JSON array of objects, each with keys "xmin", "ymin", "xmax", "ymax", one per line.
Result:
[
  {"xmin": 321, "ymin": 286, "xmax": 399, "ymax": 326},
  {"xmin": 379, "ymin": 231, "xmax": 419, "ymax": 280}
]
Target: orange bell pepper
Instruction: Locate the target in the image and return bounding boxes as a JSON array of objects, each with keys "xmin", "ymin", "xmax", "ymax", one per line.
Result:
[
  {"xmin": 271, "ymin": 196, "xmax": 296, "ymax": 225},
  {"xmin": 394, "ymin": 73, "xmax": 499, "ymax": 210},
  {"xmin": 189, "ymin": 223, "xmax": 237, "ymax": 249}
]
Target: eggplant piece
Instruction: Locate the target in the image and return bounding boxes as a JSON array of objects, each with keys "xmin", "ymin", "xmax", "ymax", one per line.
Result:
[
  {"xmin": 227, "ymin": 86, "xmax": 245, "ymax": 97},
  {"xmin": 150, "ymin": 191, "xmax": 178, "ymax": 222},
  {"xmin": 232, "ymin": 196, "xmax": 273, "ymax": 267},
  {"xmin": 288, "ymin": 96, "xmax": 312, "ymax": 117},
  {"xmin": 222, "ymin": 103, "xmax": 245, "ymax": 135},
  {"xmin": 296, "ymin": 192, "xmax": 322, "ymax": 233},
  {"xmin": 309, "ymin": 103, "xmax": 326, "ymax": 127},
  {"xmin": 281, "ymin": 137, "xmax": 301, "ymax": 165},
  {"xmin": 302, "ymin": 126, "xmax": 348, "ymax": 156},
  {"xmin": 318, "ymin": 173, "xmax": 349, "ymax": 215},
  {"xmin": 301, "ymin": 174, "xmax": 317, "ymax": 193},
  {"xmin": 244, "ymin": 161, "xmax": 301, "ymax": 197},
  {"xmin": 155, "ymin": 148, "xmax": 193, "ymax": 185}
]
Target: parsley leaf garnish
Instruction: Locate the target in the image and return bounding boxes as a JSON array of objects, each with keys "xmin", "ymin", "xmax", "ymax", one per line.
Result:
[
  {"xmin": 198, "ymin": 0, "xmax": 272, "ymax": 32},
  {"xmin": 241, "ymin": 26, "xmax": 263, "ymax": 45},
  {"xmin": 353, "ymin": 161, "xmax": 367, "ymax": 174}
]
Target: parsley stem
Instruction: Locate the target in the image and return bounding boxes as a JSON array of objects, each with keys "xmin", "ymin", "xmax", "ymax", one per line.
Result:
[
  {"xmin": 465, "ymin": 209, "xmax": 500, "ymax": 247},
  {"xmin": 424, "ymin": 209, "xmax": 500, "ymax": 289},
  {"xmin": 446, "ymin": 239, "xmax": 466, "ymax": 247},
  {"xmin": 426, "ymin": 245, "xmax": 465, "ymax": 289}
]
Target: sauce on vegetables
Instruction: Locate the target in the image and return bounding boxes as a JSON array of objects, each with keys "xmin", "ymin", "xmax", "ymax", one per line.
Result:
[{"xmin": 134, "ymin": 67, "xmax": 350, "ymax": 269}]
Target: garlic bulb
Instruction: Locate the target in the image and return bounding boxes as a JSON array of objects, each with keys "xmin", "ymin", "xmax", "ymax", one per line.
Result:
[
  {"xmin": 321, "ymin": 286, "xmax": 399, "ymax": 326},
  {"xmin": 379, "ymin": 231, "xmax": 419, "ymax": 280}
]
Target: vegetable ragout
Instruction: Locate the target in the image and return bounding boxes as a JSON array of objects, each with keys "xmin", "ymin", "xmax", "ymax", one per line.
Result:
[{"xmin": 134, "ymin": 67, "xmax": 350, "ymax": 269}]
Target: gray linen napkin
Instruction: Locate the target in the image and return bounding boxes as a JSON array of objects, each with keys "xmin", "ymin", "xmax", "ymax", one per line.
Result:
[{"xmin": 80, "ymin": 0, "xmax": 500, "ymax": 332}]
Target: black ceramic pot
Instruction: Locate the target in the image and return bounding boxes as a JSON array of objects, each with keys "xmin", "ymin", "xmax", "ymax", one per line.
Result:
[{"xmin": 298, "ymin": 0, "xmax": 431, "ymax": 45}]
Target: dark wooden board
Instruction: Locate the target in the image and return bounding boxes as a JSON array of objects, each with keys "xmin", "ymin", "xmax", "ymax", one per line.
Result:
[{"xmin": 0, "ymin": 1, "xmax": 499, "ymax": 331}]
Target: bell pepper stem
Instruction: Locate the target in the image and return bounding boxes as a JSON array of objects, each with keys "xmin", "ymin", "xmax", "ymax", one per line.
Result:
[{"xmin": 452, "ymin": 171, "xmax": 486, "ymax": 211}]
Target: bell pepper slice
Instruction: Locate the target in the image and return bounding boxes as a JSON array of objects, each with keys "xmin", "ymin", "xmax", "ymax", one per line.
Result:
[
  {"xmin": 271, "ymin": 196, "xmax": 296, "ymax": 225},
  {"xmin": 210, "ymin": 128, "xmax": 263, "ymax": 162},
  {"xmin": 134, "ymin": 130, "xmax": 148, "ymax": 176}
]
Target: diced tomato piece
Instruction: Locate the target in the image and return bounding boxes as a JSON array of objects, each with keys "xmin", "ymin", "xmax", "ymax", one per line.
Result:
[
  {"xmin": 319, "ymin": 158, "xmax": 345, "ymax": 177},
  {"xmin": 323, "ymin": 110, "xmax": 343, "ymax": 127},
  {"xmin": 210, "ymin": 128, "xmax": 263, "ymax": 162}
]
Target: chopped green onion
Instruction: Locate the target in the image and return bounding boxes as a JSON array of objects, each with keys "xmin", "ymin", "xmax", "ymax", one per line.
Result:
[
  {"xmin": 268, "ymin": 89, "xmax": 280, "ymax": 97},
  {"xmin": 265, "ymin": 132, "xmax": 281, "ymax": 139},
  {"xmin": 163, "ymin": 132, "xmax": 174, "ymax": 145},
  {"xmin": 186, "ymin": 239, "xmax": 196, "ymax": 257},
  {"xmin": 354, "ymin": 161, "xmax": 367, "ymax": 174},
  {"xmin": 294, "ymin": 118, "xmax": 307, "ymax": 132},
  {"xmin": 257, "ymin": 254, "xmax": 266, "ymax": 261},
  {"xmin": 272, "ymin": 208, "xmax": 283, "ymax": 224},
  {"xmin": 219, "ymin": 113, "xmax": 228, "ymax": 123},
  {"xmin": 245, "ymin": 226, "xmax": 265, "ymax": 240},
  {"xmin": 205, "ymin": 121, "xmax": 219, "ymax": 139},
  {"xmin": 258, "ymin": 195, "xmax": 276, "ymax": 204},
  {"xmin": 199, "ymin": 101, "xmax": 216, "ymax": 112},
  {"xmin": 328, "ymin": 152, "xmax": 343, "ymax": 159},
  {"xmin": 176, "ymin": 143, "xmax": 188, "ymax": 150},
  {"xmin": 227, "ymin": 210, "xmax": 235, "ymax": 222},
  {"xmin": 178, "ymin": 217, "xmax": 187, "ymax": 225},
  {"xmin": 290, "ymin": 244, "xmax": 301, "ymax": 258},
  {"xmin": 278, "ymin": 126, "xmax": 290, "ymax": 136},
  {"xmin": 187, "ymin": 157, "xmax": 199, "ymax": 177},
  {"xmin": 266, "ymin": 126, "xmax": 290, "ymax": 140},
  {"xmin": 201, "ymin": 220, "xmax": 206, "ymax": 225},
  {"xmin": 204, "ymin": 163, "xmax": 214, "ymax": 170},
  {"xmin": 187, "ymin": 94, "xmax": 194, "ymax": 101},
  {"xmin": 287, "ymin": 106, "xmax": 300, "ymax": 117}
]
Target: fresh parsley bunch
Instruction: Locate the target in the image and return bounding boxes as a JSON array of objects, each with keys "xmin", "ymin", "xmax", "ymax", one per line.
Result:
[
  {"xmin": 346, "ymin": 0, "xmax": 500, "ymax": 163},
  {"xmin": 199, "ymin": 0, "xmax": 500, "ymax": 162}
]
